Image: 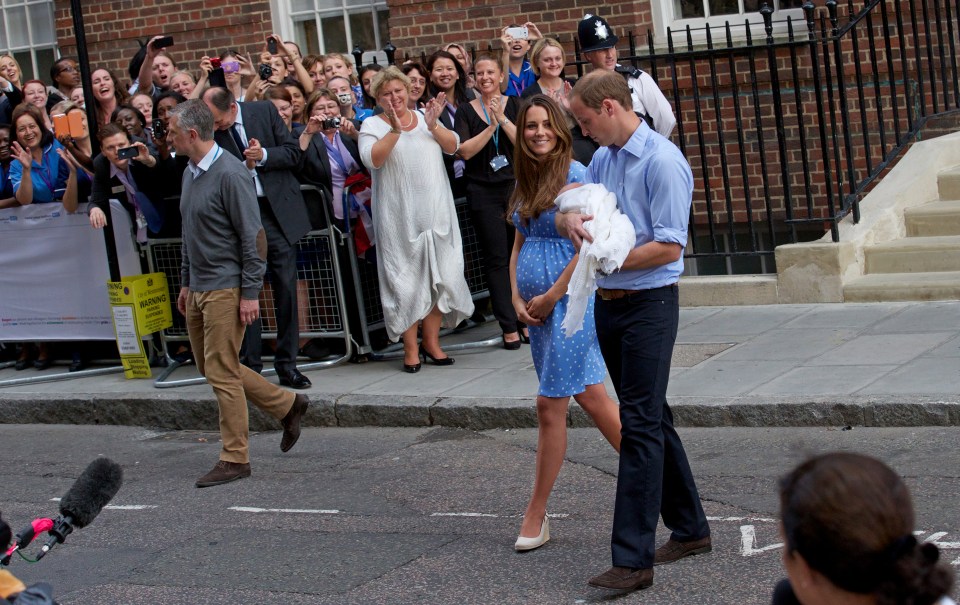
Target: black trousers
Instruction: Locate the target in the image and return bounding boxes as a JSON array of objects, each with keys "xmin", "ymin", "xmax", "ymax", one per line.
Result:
[
  {"xmin": 240, "ymin": 199, "xmax": 299, "ymax": 373},
  {"xmin": 594, "ymin": 284, "xmax": 710, "ymax": 569},
  {"xmin": 466, "ymin": 181, "xmax": 520, "ymax": 334}
]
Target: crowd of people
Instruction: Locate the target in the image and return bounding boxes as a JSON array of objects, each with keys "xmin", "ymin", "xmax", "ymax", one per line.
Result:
[{"xmin": 2, "ymin": 12, "xmax": 958, "ymax": 603}]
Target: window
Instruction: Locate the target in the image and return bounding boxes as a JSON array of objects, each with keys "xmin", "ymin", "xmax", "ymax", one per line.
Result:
[
  {"xmin": 0, "ymin": 0, "xmax": 58, "ymax": 82},
  {"xmin": 653, "ymin": 0, "xmax": 805, "ymax": 44},
  {"xmin": 288, "ymin": 0, "xmax": 389, "ymax": 58}
]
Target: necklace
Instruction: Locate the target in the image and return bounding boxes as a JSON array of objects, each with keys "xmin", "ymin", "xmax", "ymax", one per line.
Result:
[{"xmin": 397, "ymin": 109, "xmax": 414, "ymax": 130}]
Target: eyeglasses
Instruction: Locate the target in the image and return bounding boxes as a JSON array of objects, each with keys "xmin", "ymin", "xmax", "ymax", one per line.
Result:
[{"xmin": 57, "ymin": 66, "xmax": 78, "ymax": 75}]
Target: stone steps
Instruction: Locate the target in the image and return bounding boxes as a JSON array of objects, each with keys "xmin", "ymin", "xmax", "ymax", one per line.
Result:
[
  {"xmin": 863, "ymin": 235, "xmax": 960, "ymax": 274},
  {"xmin": 905, "ymin": 200, "xmax": 960, "ymax": 237},
  {"xmin": 844, "ymin": 270, "xmax": 960, "ymax": 302}
]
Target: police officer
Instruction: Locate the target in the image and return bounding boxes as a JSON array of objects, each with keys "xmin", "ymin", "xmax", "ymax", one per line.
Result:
[{"xmin": 576, "ymin": 14, "xmax": 677, "ymax": 137}]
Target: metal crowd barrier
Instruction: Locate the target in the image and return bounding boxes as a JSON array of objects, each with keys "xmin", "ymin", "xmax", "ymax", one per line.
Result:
[
  {"xmin": 338, "ymin": 188, "xmax": 500, "ymax": 360},
  {"xmin": 148, "ymin": 185, "xmax": 354, "ymax": 387}
]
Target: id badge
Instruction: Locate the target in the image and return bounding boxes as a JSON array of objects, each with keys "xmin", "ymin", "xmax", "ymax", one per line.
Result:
[
  {"xmin": 136, "ymin": 212, "xmax": 147, "ymax": 231},
  {"xmin": 489, "ymin": 154, "xmax": 509, "ymax": 172}
]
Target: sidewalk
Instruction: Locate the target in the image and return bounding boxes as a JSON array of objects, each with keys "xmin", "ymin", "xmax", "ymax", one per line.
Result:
[{"xmin": 0, "ymin": 301, "xmax": 957, "ymax": 430}]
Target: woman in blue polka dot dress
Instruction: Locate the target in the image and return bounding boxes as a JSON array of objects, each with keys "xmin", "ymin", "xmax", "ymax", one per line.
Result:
[{"xmin": 508, "ymin": 95, "xmax": 621, "ymax": 552}]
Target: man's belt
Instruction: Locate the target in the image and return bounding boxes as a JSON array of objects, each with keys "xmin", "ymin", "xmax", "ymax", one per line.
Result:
[{"xmin": 596, "ymin": 284, "xmax": 678, "ymax": 300}]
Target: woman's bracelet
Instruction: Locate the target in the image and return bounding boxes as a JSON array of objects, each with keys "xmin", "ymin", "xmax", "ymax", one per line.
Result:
[{"xmin": 389, "ymin": 127, "xmax": 401, "ymax": 135}]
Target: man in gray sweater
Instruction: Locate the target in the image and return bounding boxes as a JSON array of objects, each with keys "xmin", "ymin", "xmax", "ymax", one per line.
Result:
[{"xmin": 168, "ymin": 99, "xmax": 309, "ymax": 488}]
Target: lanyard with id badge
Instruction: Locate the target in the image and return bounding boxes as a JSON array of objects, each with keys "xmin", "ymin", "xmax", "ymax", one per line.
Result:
[{"xmin": 480, "ymin": 97, "xmax": 509, "ymax": 172}]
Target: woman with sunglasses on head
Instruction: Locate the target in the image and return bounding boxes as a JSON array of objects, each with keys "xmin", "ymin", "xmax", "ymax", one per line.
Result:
[{"xmin": 508, "ymin": 94, "xmax": 621, "ymax": 551}]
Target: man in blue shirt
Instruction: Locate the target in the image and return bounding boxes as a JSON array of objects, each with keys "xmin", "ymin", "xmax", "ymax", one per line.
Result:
[{"xmin": 559, "ymin": 70, "xmax": 711, "ymax": 593}]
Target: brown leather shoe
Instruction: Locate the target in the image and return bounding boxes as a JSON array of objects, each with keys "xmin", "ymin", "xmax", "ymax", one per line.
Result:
[
  {"xmin": 195, "ymin": 460, "xmax": 251, "ymax": 488},
  {"xmin": 280, "ymin": 393, "xmax": 309, "ymax": 452},
  {"xmin": 654, "ymin": 535, "xmax": 712, "ymax": 565},
  {"xmin": 588, "ymin": 566, "xmax": 654, "ymax": 591}
]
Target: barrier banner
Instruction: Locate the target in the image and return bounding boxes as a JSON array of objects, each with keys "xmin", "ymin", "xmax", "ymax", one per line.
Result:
[{"xmin": 0, "ymin": 201, "xmax": 143, "ymax": 341}]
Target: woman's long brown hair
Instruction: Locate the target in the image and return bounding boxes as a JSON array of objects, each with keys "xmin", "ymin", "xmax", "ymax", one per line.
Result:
[{"xmin": 508, "ymin": 94, "xmax": 574, "ymax": 225}]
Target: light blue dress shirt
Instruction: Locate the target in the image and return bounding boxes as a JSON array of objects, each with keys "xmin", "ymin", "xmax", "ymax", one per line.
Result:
[{"xmin": 586, "ymin": 120, "xmax": 692, "ymax": 290}]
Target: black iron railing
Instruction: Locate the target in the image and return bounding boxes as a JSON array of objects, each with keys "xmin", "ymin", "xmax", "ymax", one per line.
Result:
[
  {"xmin": 381, "ymin": 0, "xmax": 960, "ymax": 274},
  {"xmin": 576, "ymin": 1, "xmax": 960, "ymax": 273}
]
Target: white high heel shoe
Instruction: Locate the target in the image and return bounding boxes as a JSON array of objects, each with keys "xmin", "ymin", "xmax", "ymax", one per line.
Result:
[{"xmin": 514, "ymin": 515, "xmax": 550, "ymax": 551}]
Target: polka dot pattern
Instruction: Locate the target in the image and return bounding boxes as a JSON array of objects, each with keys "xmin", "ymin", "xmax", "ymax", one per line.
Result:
[{"xmin": 514, "ymin": 162, "xmax": 605, "ymax": 397}]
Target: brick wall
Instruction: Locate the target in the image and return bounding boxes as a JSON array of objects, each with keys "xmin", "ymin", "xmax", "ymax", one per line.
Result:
[
  {"xmin": 54, "ymin": 0, "xmax": 275, "ymax": 88},
  {"xmin": 386, "ymin": 0, "xmax": 651, "ymax": 63}
]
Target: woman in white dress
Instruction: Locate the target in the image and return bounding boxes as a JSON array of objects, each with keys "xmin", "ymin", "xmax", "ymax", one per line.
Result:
[{"xmin": 359, "ymin": 66, "xmax": 474, "ymax": 372}]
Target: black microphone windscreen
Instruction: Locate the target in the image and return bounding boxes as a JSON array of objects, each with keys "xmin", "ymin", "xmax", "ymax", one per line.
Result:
[
  {"xmin": 58, "ymin": 458, "xmax": 123, "ymax": 528},
  {"xmin": 0, "ymin": 511, "xmax": 10, "ymax": 550}
]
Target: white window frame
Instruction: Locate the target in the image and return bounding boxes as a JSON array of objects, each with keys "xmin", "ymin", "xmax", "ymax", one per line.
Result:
[
  {"xmin": 273, "ymin": 0, "xmax": 389, "ymax": 58},
  {"xmin": 0, "ymin": 0, "xmax": 58, "ymax": 81},
  {"xmin": 651, "ymin": 0, "xmax": 806, "ymax": 46}
]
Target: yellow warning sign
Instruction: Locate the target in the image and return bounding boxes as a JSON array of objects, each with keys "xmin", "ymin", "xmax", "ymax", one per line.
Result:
[{"xmin": 108, "ymin": 273, "xmax": 173, "ymax": 379}]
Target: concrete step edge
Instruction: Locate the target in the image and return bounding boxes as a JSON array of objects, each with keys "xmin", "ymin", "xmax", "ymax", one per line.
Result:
[{"xmin": 1, "ymin": 393, "xmax": 959, "ymax": 428}]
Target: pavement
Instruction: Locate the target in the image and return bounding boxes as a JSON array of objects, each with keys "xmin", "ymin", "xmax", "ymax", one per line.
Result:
[{"xmin": 0, "ymin": 300, "xmax": 958, "ymax": 430}]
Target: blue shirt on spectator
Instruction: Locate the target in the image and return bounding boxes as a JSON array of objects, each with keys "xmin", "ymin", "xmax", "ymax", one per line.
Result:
[
  {"xmin": 505, "ymin": 59, "xmax": 537, "ymax": 97},
  {"xmin": 8, "ymin": 140, "xmax": 69, "ymax": 203},
  {"xmin": 0, "ymin": 162, "xmax": 13, "ymax": 199},
  {"xmin": 586, "ymin": 120, "xmax": 692, "ymax": 290}
]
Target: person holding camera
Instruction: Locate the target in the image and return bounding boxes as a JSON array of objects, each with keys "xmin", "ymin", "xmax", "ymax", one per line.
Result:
[
  {"xmin": 201, "ymin": 86, "xmax": 313, "ymax": 389},
  {"xmin": 500, "ymin": 22, "xmax": 542, "ymax": 97},
  {"xmin": 326, "ymin": 76, "xmax": 372, "ymax": 128},
  {"xmin": 297, "ymin": 88, "xmax": 363, "ymax": 222},
  {"xmin": 453, "ymin": 54, "xmax": 525, "ymax": 349},
  {"xmin": 88, "ymin": 122, "xmax": 170, "ymax": 244},
  {"xmin": 133, "ymin": 35, "xmax": 178, "ymax": 100}
]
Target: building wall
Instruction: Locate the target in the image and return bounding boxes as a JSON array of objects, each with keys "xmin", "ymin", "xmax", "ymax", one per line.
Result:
[
  {"xmin": 53, "ymin": 0, "xmax": 275, "ymax": 86},
  {"xmin": 386, "ymin": 0, "xmax": 653, "ymax": 62}
]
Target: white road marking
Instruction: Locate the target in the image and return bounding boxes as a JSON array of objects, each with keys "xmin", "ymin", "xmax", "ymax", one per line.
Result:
[
  {"xmin": 707, "ymin": 515, "xmax": 776, "ymax": 523},
  {"xmin": 105, "ymin": 505, "xmax": 158, "ymax": 510},
  {"xmin": 48, "ymin": 498, "xmax": 156, "ymax": 511},
  {"xmin": 740, "ymin": 525, "xmax": 783, "ymax": 557},
  {"xmin": 229, "ymin": 506, "xmax": 340, "ymax": 514}
]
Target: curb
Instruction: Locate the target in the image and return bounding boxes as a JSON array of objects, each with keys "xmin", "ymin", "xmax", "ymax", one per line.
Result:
[{"xmin": 1, "ymin": 393, "xmax": 959, "ymax": 431}]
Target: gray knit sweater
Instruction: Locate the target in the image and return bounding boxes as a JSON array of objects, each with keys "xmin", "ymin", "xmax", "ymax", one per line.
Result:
[{"xmin": 179, "ymin": 148, "xmax": 266, "ymax": 300}]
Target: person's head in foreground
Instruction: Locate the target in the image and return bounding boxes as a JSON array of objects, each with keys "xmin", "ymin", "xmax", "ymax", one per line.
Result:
[{"xmin": 776, "ymin": 452, "xmax": 955, "ymax": 605}]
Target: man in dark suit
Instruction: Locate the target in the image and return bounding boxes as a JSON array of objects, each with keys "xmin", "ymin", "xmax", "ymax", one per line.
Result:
[{"xmin": 201, "ymin": 87, "xmax": 312, "ymax": 389}]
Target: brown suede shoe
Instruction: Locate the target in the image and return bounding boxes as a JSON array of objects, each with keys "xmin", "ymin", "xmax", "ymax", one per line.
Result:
[
  {"xmin": 280, "ymin": 393, "xmax": 309, "ymax": 452},
  {"xmin": 195, "ymin": 460, "xmax": 251, "ymax": 488},
  {"xmin": 654, "ymin": 535, "xmax": 713, "ymax": 565},
  {"xmin": 587, "ymin": 566, "xmax": 654, "ymax": 591}
]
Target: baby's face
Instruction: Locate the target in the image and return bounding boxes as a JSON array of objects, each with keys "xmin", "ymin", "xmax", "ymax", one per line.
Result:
[{"xmin": 558, "ymin": 183, "xmax": 583, "ymax": 195}]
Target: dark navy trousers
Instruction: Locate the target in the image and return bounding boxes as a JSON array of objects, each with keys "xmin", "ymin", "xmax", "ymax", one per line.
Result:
[{"xmin": 594, "ymin": 283, "xmax": 710, "ymax": 569}]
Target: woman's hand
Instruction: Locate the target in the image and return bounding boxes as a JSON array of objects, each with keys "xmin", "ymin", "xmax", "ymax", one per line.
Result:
[
  {"xmin": 383, "ymin": 105, "xmax": 402, "ymax": 131},
  {"xmin": 269, "ymin": 34, "xmax": 290, "ymax": 58},
  {"xmin": 11, "ymin": 141, "xmax": 31, "ymax": 170},
  {"xmin": 199, "ymin": 55, "xmax": 214, "ymax": 74},
  {"xmin": 487, "ymin": 95, "xmax": 505, "ymax": 125},
  {"xmin": 500, "ymin": 26, "xmax": 513, "ymax": 49},
  {"xmin": 424, "ymin": 92, "xmax": 445, "ymax": 129},
  {"xmin": 89, "ymin": 207, "xmax": 108, "ymax": 229},
  {"xmin": 238, "ymin": 54, "xmax": 255, "ymax": 77},
  {"xmin": 339, "ymin": 119, "xmax": 357, "ymax": 139},
  {"xmin": 525, "ymin": 22, "xmax": 544, "ymax": 40},
  {"xmin": 57, "ymin": 133, "xmax": 75, "ymax": 149},
  {"xmin": 512, "ymin": 294, "xmax": 542, "ymax": 327},
  {"xmin": 304, "ymin": 115, "xmax": 323, "ymax": 136},
  {"xmin": 526, "ymin": 291, "xmax": 559, "ymax": 321},
  {"xmin": 58, "ymin": 148, "xmax": 80, "ymax": 173}
]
